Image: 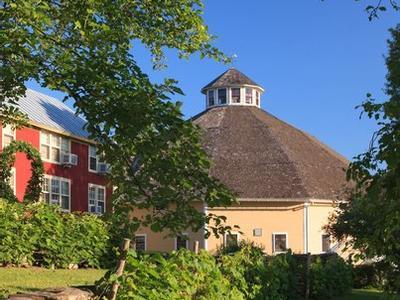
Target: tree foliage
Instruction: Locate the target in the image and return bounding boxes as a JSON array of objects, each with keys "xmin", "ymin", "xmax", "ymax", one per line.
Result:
[
  {"xmin": 328, "ymin": 25, "xmax": 400, "ymax": 293},
  {"xmin": 0, "ymin": 0, "xmax": 235, "ymax": 237}
]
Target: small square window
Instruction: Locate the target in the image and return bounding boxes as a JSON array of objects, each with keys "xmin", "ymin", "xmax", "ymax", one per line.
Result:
[
  {"xmin": 273, "ymin": 233, "xmax": 287, "ymax": 253},
  {"xmin": 134, "ymin": 235, "xmax": 146, "ymax": 252},
  {"xmin": 176, "ymin": 234, "xmax": 188, "ymax": 250},
  {"xmin": 225, "ymin": 233, "xmax": 239, "ymax": 247},
  {"xmin": 253, "ymin": 228, "xmax": 262, "ymax": 237},
  {"xmin": 322, "ymin": 234, "xmax": 331, "ymax": 252}
]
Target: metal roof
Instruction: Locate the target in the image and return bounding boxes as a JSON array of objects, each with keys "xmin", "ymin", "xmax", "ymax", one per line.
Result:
[{"xmin": 17, "ymin": 89, "xmax": 89, "ymax": 138}]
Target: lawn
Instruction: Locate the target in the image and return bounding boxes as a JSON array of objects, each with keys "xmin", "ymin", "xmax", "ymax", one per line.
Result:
[
  {"xmin": 336, "ymin": 289, "xmax": 400, "ymax": 300},
  {"xmin": 0, "ymin": 267, "xmax": 106, "ymax": 298}
]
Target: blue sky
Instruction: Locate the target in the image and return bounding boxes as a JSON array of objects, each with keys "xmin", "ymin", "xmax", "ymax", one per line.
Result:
[{"xmin": 28, "ymin": 1, "xmax": 399, "ymax": 160}]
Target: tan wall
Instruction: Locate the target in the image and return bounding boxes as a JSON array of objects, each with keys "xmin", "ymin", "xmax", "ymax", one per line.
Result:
[
  {"xmin": 206, "ymin": 201, "xmax": 305, "ymax": 255},
  {"xmin": 129, "ymin": 202, "xmax": 205, "ymax": 252},
  {"xmin": 129, "ymin": 200, "xmax": 339, "ymax": 256},
  {"xmin": 308, "ymin": 203, "xmax": 335, "ymax": 254}
]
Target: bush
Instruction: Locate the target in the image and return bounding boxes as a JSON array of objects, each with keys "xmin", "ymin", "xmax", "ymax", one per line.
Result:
[
  {"xmin": 353, "ymin": 263, "xmax": 384, "ymax": 289},
  {"xmin": 104, "ymin": 242, "xmax": 352, "ymax": 300},
  {"xmin": 0, "ymin": 199, "xmax": 109, "ymax": 268},
  {"xmin": 310, "ymin": 255, "xmax": 352, "ymax": 299},
  {"xmin": 219, "ymin": 241, "xmax": 267, "ymax": 299},
  {"xmin": 102, "ymin": 249, "xmax": 243, "ymax": 300}
]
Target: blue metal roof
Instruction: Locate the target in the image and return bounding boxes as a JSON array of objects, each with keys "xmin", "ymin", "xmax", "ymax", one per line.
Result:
[{"xmin": 18, "ymin": 89, "xmax": 89, "ymax": 138}]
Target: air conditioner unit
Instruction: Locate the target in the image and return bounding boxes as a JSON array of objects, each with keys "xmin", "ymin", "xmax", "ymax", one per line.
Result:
[
  {"xmin": 97, "ymin": 162, "xmax": 110, "ymax": 174},
  {"xmin": 61, "ymin": 153, "xmax": 78, "ymax": 167}
]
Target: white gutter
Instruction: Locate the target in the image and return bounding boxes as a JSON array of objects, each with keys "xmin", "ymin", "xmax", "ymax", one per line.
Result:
[
  {"xmin": 304, "ymin": 202, "xmax": 310, "ymax": 254},
  {"xmin": 203, "ymin": 204, "xmax": 208, "ymax": 251}
]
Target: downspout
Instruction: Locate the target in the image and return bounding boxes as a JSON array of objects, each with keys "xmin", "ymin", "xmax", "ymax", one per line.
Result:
[
  {"xmin": 304, "ymin": 202, "xmax": 310, "ymax": 254},
  {"xmin": 203, "ymin": 204, "xmax": 208, "ymax": 251}
]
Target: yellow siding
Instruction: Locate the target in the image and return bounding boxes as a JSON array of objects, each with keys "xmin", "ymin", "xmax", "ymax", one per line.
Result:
[{"xmin": 207, "ymin": 201, "xmax": 305, "ymax": 254}]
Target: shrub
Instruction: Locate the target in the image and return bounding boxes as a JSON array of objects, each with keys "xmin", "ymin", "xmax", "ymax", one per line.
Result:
[
  {"xmin": 103, "ymin": 249, "xmax": 243, "ymax": 300},
  {"xmin": 353, "ymin": 263, "xmax": 384, "ymax": 289},
  {"xmin": 219, "ymin": 242, "xmax": 303, "ymax": 300},
  {"xmin": 0, "ymin": 199, "xmax": 109, "ymax": 268},
  {"xmin": 310, "ymin": 254, "xmax": 352, "ymax": 299},
  {"xmin": 0, "ymin": 199, "xmax": 35, "ymax": 265},
  {"xmin": 100, "ymin": 242, "xmax": 353, "ymax": 300},
  {"xmin": 219, "ymin": 241, "xmax": 267, "ymax": 299}
]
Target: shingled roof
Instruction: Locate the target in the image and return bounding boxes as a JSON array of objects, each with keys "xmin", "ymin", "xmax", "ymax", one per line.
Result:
[
  {"xmin": 193, "ymin": 106, "xmax": 349, "ymax": 200},
  {"xmin": 201, "ymin": 68, "xmax": 263, "ymax": 93}
]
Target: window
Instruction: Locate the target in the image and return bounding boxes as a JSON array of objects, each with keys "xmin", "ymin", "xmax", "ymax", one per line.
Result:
[
  {"xmin": 218, "ymin": 89, "xmax": 227, "ymax": 104},
  {"xmin": 41, "ymin": 176, "xmax": 70, "ymax": 211},
  {"xmin": 40, "ymin": 131, "xmax": 70, "ymax": 163},
  {"xmin": 2, "ymin": 125, "xmax": 15, "ymax": 148},
  {"xmin": 133, "ymin": 234, "xmax": 147, "ymax": 252},
  {"xmin": 176, "ymin": 234, "xmax": 188, "ymax": 250},
  {"xmin": 224, "ymin": 232, "xmax": 239, "ymax": 247},
  {"xmin": 88, "ymin": 184, "xmax": 106, "ymax": 214},
  {"xmin": 89, "ymin": 145, "xmax": 105, "ymax": 172},
  {"xmin": 253, "ymin": 228, "xmax": 263, "ymax": 237},
  {"xmin": 322, "ymin": 234, "xmax": 331, "ymax": 252},
  {"xmin": 255, "ymin": 91, "xmax": 260, "ymax": 106},
  {"xmin": 208, "ymin": 90, "xmax": 215, "ymax": 106},
  {"xmin": 273, "ymin": 233, "xmax": 288, "ymax": 253},
  {"xmin": 245, "ymin": 88, "xmax": 253, "ymax": 104},
  {"xmin": 231, "ymin": 88, "xmax": 241, "ymax": 103},
  {"xmin": 9, "ymin": 167, "xmax": 16, "ymax": 195},
  {"xmin": 89, "ymin": 145, "xmax": 98, "ymax": 171}
]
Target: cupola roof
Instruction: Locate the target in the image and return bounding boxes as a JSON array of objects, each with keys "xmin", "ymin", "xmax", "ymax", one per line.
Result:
[{"xmin": 201, "ymin": 68, "xmax": 263, "ymax": 94}]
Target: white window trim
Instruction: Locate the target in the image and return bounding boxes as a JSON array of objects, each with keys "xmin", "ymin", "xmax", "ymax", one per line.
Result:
[
  {"xmin": 42, "ymin": 175, "xmax": 71, "ymax": 212},
  {"xmin": 223, "ymin": 231, "xmax": 241, "ymax": 246},
  {"xmin": 245, "ymin": 87, "xmax": 253, "ymax": 104},
  {"xmin": 217, "ymin": 88, "xmax": 227, "ymax": 105},
  {"xmin": 205, "ymin": 85, "xmax": 262, "ymax": 109},
  {"xmin": 231, "ymin": 87, "xmax": 241, "ymax": 104},
  {"xmin": 174, "ymin": 233, "xmax": 189, "ymax": 250},
  {"xmin": 272, "ymin": 232, "xmax": 289, "ymax": 254},
  {"xmin": 88, "ymin": 183, "xmax": 106, "ymax": 214},
  {"xmin": 207, "ymin": 90, "xmax": 215, "ymax": 108},
  {"xmin": 133, "ymin": 234, "xmax": 147, "ymax": 251},
  {"xmin": 88, "ymin": 145, "xmax": 106, "ymax": 173},
  {"xmin": 321, "ymin": 234, "xmax": 331, "ymax": 253},
  {"xmin": 40, "ymin": 131, "xmax": 71, "ymax": 165},
  {"xmin": 10, "ymin": 167, "xmax": 16, "ymax": 195},
  {"xmin": 2, "ymin": 125, "xmax": 16, "ymax": 149}
]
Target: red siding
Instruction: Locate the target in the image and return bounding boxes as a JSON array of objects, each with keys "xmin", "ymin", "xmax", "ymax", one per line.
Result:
[{"xmin": 1, "ymin": 125, "xmax": 112, "ymax": 212}]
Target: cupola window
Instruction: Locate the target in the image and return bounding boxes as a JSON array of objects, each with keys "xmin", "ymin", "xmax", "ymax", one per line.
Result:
[
  {"xmin": 231, "ymin": 88, "xmax": 241, "ymax": 103},
  {"xmin": 246, "ymin": 88, "xmax": 253, "ymax": 104},
  {"xmin": 208, "ymin": 90, "xmax": 215, "ymax": 107},
  {"xmin": 218, "ymin": 88, "xmax": 227, "ymax": 104},
  {"xmin": 255, "ymin": 91, "xmax": 260, "ymax": 106}
]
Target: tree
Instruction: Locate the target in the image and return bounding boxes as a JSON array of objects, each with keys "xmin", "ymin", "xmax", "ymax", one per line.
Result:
[
  {"xmin": 328, "ymin": 25, "xmax": 400, "ymax": 293},
  {"xmin": 0, "ymin": 0, "xmax": 235, "ymax": 239}
]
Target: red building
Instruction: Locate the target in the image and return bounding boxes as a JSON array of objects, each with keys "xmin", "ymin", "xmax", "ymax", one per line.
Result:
[{"xmin": 0, "ymin": 89, "xmax": 112, "ymax": 213}]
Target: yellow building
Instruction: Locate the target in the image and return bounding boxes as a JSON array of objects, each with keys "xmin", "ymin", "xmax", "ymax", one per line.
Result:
[{"xmin": 132, "ymin": 69, "xmax": 349, "ymax": 255}]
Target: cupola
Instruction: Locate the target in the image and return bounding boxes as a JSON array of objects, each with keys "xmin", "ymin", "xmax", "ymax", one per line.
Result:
[{"xmin": 201, "ymin": 68, "xmax": 264, "ymax": 109}]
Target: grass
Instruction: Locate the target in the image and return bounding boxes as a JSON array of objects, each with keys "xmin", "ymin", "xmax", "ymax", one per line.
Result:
[
  {"xmin": 0, "ymin": 267, "xmax": 106, "ymax": 298},
  {"xmin": 336, "ymin": 289, "xmax": 400, "ymax": 300}
]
